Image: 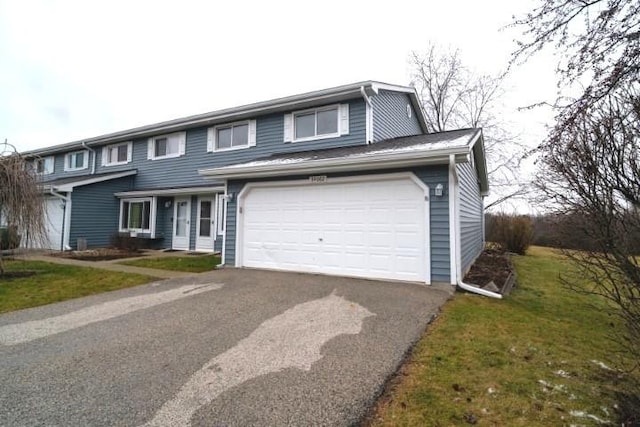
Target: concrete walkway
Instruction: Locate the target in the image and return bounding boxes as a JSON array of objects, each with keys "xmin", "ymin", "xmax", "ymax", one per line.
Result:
[{"xmin": 26, "ymin": 254, "xmax": 196, "ymax": 279}]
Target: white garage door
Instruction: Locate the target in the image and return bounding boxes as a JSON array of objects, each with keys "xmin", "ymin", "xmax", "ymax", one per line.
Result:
[
  {"xmin": 239, "ymin": 176, "xmax": 429, "ymax": 283},
  {"xmin": 37, "ymin": 197, "xmax": 64, "ymax": 250}
]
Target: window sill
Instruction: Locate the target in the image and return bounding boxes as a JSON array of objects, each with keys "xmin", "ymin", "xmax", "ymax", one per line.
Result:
[
  {"xmin": 291, "ymin": 132, "xmax": 340, "ymax": 143},
  {"xmin": 148, "ymin": 153, "xmax": 182, "ymax": 161},
  {"xmin": 64, "ymin": 167, "xmax": 88, "ymax": 172},
  {"xmin": 211, "ymin": 145, "xmax": 251, "ymax": 153},
  {"xmin": 104, "ymin": 161, "xmax": 131, "ymax": 167}
]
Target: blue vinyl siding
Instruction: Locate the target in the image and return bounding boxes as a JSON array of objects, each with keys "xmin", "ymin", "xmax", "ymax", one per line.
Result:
[
  {"xmin": 372, "ymin": 90, "xmax": 422, "ymax": 142},
  {"xmin": 457, "ymin": 162, "xmax": 484, "ymax": 274},
  {"xmin": 88, "ymin": 98, "xmax": 366, "ymax": 190},
  {"xmin": 223, "ymin": 165, "xmax": 450, "ymax": 282},
  {"xmin": 68, "ymin": 176, "xmax": 134, "ymax": 249}
]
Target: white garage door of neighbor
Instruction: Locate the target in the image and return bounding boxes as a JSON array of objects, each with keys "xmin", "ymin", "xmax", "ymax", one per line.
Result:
[
  {"xmin": 240, "ymin": 177, "xmax": 429, "ymax": 282},
  {"xmin": 40, "ymin": 197, "xmax": 64, "ymax": 250}
]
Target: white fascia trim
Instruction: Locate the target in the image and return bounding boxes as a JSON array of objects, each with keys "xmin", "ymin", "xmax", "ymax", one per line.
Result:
[
  {"xmin": 25, "ymin": 84, "xmax": 392, "ymax": 156},
  {"xmin": 114, "ymin": 186, "xmax": 224, "ymax": 197},
  {"xmin": 54, "ymin": 170, "xmax": 138, "ymax": 192},
  {"xmin": 370, "ymin": 82, "xmax": 416, "ymax": 94},
  {"xmin": 199, "ymin": 150, "xmax": 470, "ymax": 180},
  {"xmin": 448, "ymin": 154, "xmax": 459, "ymax": 285}
]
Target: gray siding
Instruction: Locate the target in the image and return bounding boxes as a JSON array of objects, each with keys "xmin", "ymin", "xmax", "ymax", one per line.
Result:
[
  {"xmin": 88, "ymin": 98, "xmax": 366, "ymax": 190},
  {"xmin": 155, "ymin": 197, "xmax": 172, "ymax": 248},
  {"xmin": 372, "ymin": 90, "xmax": 422, "ymax": 142},
  {"xmin": 457, "ymin": 162, "xmax": 484, "ymax": 274},
  {"xmin": 223, "ymin": 165, "xmax": 450, "ymax": 282},
  {"xmin": 69, "ymin": 176, "xmax": 134, "ymax": 249}
]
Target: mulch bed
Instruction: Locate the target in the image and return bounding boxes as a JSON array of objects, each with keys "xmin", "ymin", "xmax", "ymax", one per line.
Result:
[
  {"xmin": 0, "ymin": 271, "xmax": 37, "ymax": 280},
  {"xmin": 52, "ymin": 248, "xmax": 145, "ymax": 261},
  {"xmin": 463, "ymin": 248, "xmax": 515, "ymax": 291}
]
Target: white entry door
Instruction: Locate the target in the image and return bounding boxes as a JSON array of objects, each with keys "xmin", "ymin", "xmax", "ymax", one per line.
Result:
[
  {"xmin": 172, "ymin": 197, "xmax": 191, "ymax": 250},
  {"xmin": 195, "ymin": 196, "xmax": 215, "ymax": 251}
]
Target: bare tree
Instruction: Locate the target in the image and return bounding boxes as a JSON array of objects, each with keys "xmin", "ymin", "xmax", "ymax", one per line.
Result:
[
  {"xmin": 511, "ymin": 0, "xmax": 640, "ymax": 145},
  {"xmin": 534, "ymin": 88, "xmax": 640, "ymax": 369},
  {"xmin": 409, "ymin": 45, "xmax": 528, "ymax": 210},
  {"xmin": 0, "ymin": 140, "xmax": 47, "ymax": 274}
]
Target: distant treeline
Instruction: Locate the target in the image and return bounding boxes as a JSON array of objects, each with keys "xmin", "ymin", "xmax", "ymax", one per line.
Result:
[{"xmin": 486, "ymin": 212, "xmax": 640, "ymax": 253}]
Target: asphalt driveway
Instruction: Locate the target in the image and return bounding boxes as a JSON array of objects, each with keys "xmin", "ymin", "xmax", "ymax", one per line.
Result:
[{"xmin": 0, "ymin": 269, "xmax": 453, "ymax": 427}]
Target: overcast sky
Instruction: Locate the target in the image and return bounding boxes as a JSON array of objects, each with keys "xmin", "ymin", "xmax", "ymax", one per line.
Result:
[
  {"xmin": 0, "ymin": 0, "xmax": 558, "ymax": 146},
  {"xmin": 0, "ymin": 0, "xmax": 558, "ymax": 211}
]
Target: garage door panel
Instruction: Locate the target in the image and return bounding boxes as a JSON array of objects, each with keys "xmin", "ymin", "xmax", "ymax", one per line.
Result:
[{"xmin": 240, "ymin": 177, "xmax": 428, "ymax": 282}]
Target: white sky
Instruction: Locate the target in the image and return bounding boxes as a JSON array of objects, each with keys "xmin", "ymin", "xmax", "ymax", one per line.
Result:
[{"xmin": 0, "ymin": 0, "xmax": 558, "ymax": 211}]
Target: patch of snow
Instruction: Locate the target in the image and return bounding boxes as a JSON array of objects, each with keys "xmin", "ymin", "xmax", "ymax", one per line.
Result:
[
  {"xmin": 569, "ymin": 410, "xmax": 610, "ymax": 425},
  {"xmin": 590, "ymin": 359, "xmax": 614, "ymax": 371},
  {"xmin": 555, "ymin": 369, "xmax": 571, "ymax": 378},
  {"xmin": 538, "ymin": 379, "xmax": 567, "ymax": 393},
  {"xmin": 487, "ymin": 387, "xmax": 496, "ymax": 394}
]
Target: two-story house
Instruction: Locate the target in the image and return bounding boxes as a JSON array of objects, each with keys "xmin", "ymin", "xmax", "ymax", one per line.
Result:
[{"xmin": 24, "ymin": 81, "xmax": 488, "ymax": 286}]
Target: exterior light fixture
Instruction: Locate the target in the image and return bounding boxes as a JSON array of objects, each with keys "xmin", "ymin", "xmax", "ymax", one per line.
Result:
[{"xmin": 435, "ymin": 183, "xmax": 444, "ymax": 197}]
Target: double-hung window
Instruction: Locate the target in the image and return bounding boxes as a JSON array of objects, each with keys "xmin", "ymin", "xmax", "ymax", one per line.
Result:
[
  {"xmin": 147, "ymin": 132, "xmax": 186, "ymax": 160},
  {"xmin": 102, "ymin": 142, "xmax": 132, "ymax": 166},
  {"xmin": 64, "ymin": 151, "xmax": 88, "ymax": 171},
  {"xmin": 34, "ymin": 156, "xmax": 54, "ymax": 175},
  {"xmin": 207, "ymin": 120, "xmax": 256, "ymax": 152},
  {"xmin": 120, "ymin": 198, "xmax": 153, "ymax": 233},
  {"xmin": 284, "ymin": 104, "xmax": 349, "ymax": 142}
]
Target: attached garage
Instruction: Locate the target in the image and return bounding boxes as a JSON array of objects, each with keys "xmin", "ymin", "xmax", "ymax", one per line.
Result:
[{"xmin": 236, "ymin": 174, "xmax": 430, "ymax": 283}]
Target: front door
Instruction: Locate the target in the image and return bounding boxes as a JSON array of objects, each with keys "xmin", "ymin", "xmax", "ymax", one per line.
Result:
[
  {"xmin": 172, "ymin": 197, "xmax": 191, "ymax": 250},
  {"xmin": 195, "ymin": 196, "xmax": 215, "ymax": 252}
]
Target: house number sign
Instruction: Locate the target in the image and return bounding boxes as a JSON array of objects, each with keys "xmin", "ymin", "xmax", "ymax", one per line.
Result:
[{"xmin": 309, "ymin": 175, "xmax": 327, "ymax": 184}]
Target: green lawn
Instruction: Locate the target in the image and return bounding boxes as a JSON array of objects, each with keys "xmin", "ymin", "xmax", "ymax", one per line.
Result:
[
  {"xmin": 0, "ymin": 260, "xmax": 154, "ymax": 314},
  {"xmin": 120, "ymin": 254, "xmax": 221, "ymax": 273},
  {"xmin": 367, "ymin": 246, "xmax": 638, "ymax": 426}
]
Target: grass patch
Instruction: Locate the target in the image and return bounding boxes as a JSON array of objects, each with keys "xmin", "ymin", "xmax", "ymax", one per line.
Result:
[
  {"xmin": 120, "ymin": 254, "xmax": 221, "ymax": 273},
  {"xmin": 0, "ymin": 259, "xmax": 154, "ymax": 313},
  {"xmin": 366, "ymin": 246, "xmax": 639, "ymax": 426}
]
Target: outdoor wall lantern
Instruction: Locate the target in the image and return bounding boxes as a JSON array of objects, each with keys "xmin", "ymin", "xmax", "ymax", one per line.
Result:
[
  {"xmin": 164, "ymin": 200, "xmax": 172, "ymax": 208},
  {"xmin": 435, "ymin": 183, "xmax": 444, "ymax": 197}
]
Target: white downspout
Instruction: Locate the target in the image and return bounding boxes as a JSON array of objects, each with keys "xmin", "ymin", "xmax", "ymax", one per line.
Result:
[
  {"xmin": 81, "ymin": 141, "xmax": 96, "ymax": 175},
  {"xmin": 449, "ymin": 155, "xmax": 502, "ymax": 299},
  {"xmin": 360, "ymin": 86, "xmax": 373, "ymax": 144}
]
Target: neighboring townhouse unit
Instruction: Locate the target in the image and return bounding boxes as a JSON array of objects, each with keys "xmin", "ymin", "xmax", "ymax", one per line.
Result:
[{"xmin": 23, "ymin": 81, "xmax": 488, "ymax": 285}]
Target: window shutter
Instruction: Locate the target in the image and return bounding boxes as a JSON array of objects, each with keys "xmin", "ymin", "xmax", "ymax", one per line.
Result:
[
  {"xmin": 83, "ymin": 151, "xmax": 89, "ymax": 169},
  {"xmin": 147, "ymin": 138, "xmax": 154, "ymax": 159},
  {"xmin": 101, "ymin": 147, "xmax": 107, "ymax": 166},
  {"xmin": 127, "ymin": 142, "xmax": 133, "ymax": 162},
  {"xmin": 207, "ymin": 128, "xmax": 214, "ymax": 152},
  {"xmin": 283, "ymin": 113, "xmax": 293, "ymax": 142},
  {"xmin": 248, "ymin": 120, "xmax": 257, "ymax": 147},
  {"xmin": 64, "ymin": 154, "xmax": 70, "ymax": 171},
  {"xmin": 340, "ymin": 104, "xmax": 349, "ymax": 135},
  {"xmin": 178, "ymin": 133, "xmax": 186, "ymax": 155}
]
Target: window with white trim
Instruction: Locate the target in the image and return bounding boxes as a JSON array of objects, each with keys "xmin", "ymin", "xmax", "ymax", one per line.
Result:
[
  {"xmin": 102, "ymin": 142, "xmax": 132, "ymax": 166},
  {"xmin": 119, "ymin": 198, "xmax": 153, "ymax": 233},
  {"xmin": 284, "ymin": 104, "xmax": 349, "ymax": 143},
  {"xmin": 147, "ymin": 132, "xmax": 186, "ymax": 160},
  {"xmin": 207, "ymin": 120, "xmax": 256, "ymax": 152},
  {"xmin": 34, "ymin": 156, "xmax": 54, "ymax": 175},
  {"xmin": 64, "ymin": 151, "xmax": 88, "ymax": 171}
]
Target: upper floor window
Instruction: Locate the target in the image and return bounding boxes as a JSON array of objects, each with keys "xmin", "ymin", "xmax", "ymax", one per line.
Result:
[
  {"xmin": 34, "ymin": 156, "xmax": 54, "ymax": 175},
  {"xmin": 102, "ymin": 142, "xmax": 132, "ymax": 166},
  {"xmin": 147, "ymin": 132, "xmax": 186, "ymax": 160},
  {"xmin": 284, "ymin": 104, "xmax": 349, "ymax": 143},
  {"xmin": 207, "ymin": 120, "xmax": 256, "ymax": 152},
  {"xmin": 64, "ymin": 150, "xmax": 88, "ymax": 171}
]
